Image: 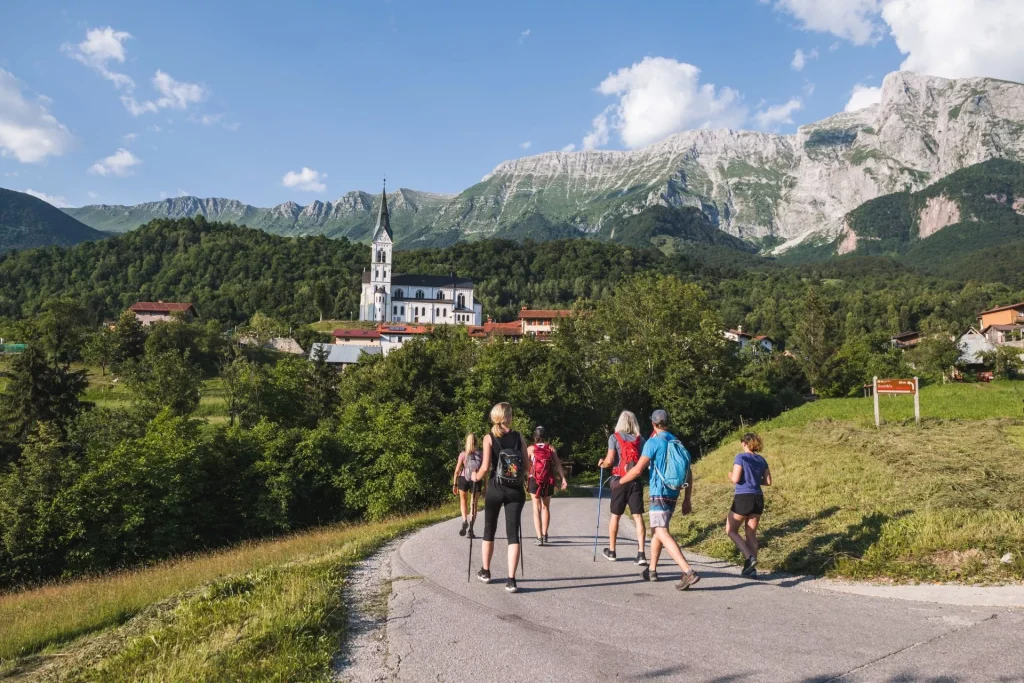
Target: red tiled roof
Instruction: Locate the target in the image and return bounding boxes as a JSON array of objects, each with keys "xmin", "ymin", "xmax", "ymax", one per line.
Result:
[
  {"xmin": 980, "ymin": 301, "xmax": 1024, "ymax": 315},
  {"xmin": 468, "ymin": 321, "xmax": 524, "ymax": 338},
  {"xmin": 726, "ymin": 329, "xmax": 751, "ymax": 339},
  {"xmin": 333, "ymin": 328, "xmax": 381, "ymax": 339},
  {"xmin": 519, "ymin": 308, "xmax": 573, "ymax": 320},
  {"xmin": 376, "ymin": 323, "xmax": 432, "ymax": 335},
  {"xmin": 129, "ymin": 302, "xmax": 195, "ymax": 314}
]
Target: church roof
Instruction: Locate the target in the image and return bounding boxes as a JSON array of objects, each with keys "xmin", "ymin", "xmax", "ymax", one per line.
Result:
[
  {"xmin": 361, "ymin": 272, "xmax": 475, "ymax": 288},
  {"xmin": 371, "ymin": 183, "xmax": 393, "ymax": 243}
]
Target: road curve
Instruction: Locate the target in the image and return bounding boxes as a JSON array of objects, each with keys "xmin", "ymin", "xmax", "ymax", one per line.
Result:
[{"xmin": 380, "ymin": 497, "xmax": 1022, "ymax": 683}]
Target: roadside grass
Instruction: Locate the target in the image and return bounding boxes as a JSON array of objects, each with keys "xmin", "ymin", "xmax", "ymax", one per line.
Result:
[
  {"xmin": 0, "ymin": 506, "xmax": 456, "ymax": 680},
  {"xmin": 675, "ymin": 414, "xmax": 1024, "ymax": 583}
]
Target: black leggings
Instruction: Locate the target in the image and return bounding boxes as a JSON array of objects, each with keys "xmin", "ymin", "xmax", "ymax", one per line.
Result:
[{"xmin": 482, "ymin": 480, "xmax": 526, "ymax": 544}]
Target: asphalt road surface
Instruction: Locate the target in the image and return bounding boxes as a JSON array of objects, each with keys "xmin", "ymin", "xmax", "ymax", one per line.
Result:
[{"xmin": 382, "ymin": 497, "xmax": 1024, "ymax": 683}]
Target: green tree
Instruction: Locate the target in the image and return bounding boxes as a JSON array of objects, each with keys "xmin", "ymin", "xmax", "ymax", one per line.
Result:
[
  {"xmin": 908, "ymin": 335, "xmax": 962, "ymax": 383},
  {"xmin": 112, "ymin": 310, "xmax": 146, "ymax": 369},
  {"xmin": 126, "ymin": 350, "xmax": 202, "ymax": 417},
  {"xmin": 0, "ymin": 344, "xmax": 89, "ymax": 449},
  {"xmin": 83, "ymin": 326, "xmax": 117, "ymax": 376},
  {"xmin": 789, "ymin": 288, "xmax": 838, "ymax": 394}
]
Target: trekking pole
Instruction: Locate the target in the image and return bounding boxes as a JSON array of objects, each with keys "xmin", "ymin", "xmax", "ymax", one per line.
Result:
[
  {"xmin": 519, "ymin": 521, "xmax": 525, "ymax": 578},
  {"xmin": 467, "ymin": 481, "xmax": 479, "ymax": 583},
  {"xmin": 592, "ymin": 466, "xmax": 605, "ymax": 561}
]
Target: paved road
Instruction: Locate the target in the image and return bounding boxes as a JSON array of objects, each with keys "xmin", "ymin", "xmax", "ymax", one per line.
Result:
[{"xmin": 383, "ymin": 498, "xmax": 1024, "ymax": 683}]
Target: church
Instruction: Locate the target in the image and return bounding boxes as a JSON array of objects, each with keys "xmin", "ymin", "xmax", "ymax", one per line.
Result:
[{"xmin": 359, "ymin": 185, "xmax": 483, "ymax": 326}]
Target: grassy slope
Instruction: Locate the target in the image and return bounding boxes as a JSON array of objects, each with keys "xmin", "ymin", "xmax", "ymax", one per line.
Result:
[
  {"xmin": 0, "ymin": 506, "xmax": 455, "ymax": 681},
  {"xmin": 674, "ymin": 382, "xmax": 1024, "ymax": 583}
]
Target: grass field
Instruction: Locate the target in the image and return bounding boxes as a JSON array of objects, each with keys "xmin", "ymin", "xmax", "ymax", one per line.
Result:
[
  {"xmin": 674, "ymin": 382, "xmax": 1024, "ymax": 584},
  {"xmin": 307, "ymin": 319, "xmax": 376, "ymax": 333},
  {"xmin": 0, "ymin": 506, "xmax": 456, "ymax": 681}
]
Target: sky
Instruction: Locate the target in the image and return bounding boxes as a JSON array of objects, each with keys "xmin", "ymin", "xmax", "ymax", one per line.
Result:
[{"xmin": 2, "ymin": 0, "xmax": 1023, "ymax": 209}]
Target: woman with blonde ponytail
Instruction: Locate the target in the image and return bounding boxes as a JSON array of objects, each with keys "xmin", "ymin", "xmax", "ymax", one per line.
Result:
[{"xmin": 471, "ymin": 402, "xmax": 528, "ymax": 593}]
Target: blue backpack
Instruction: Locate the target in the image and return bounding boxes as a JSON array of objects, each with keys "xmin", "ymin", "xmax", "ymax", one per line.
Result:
[{"xmin": 653, "ymin": 437, "xmax": 692, "ymax": 492}]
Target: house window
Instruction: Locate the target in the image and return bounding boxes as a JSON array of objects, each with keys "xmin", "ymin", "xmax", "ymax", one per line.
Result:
[
  {"xmin": 438, "ymin": 291, "xmax": 445, "ymax": 300},
  {"xmin": 377, "ymin": 249, "xmax": 385, "ymax": 263},
  {"xmin": 393, "ymin": 306, "xmax": 398, "ymax": 315},
  {"xmin": 457, "ymin": 293, "xmax": 466, "ymax": 308},
  {"xmin": 394, "ymin": 289, "xmax": 404, "ymax": 299},
  {"xmin": 416, "ymin": 290, "xmax": 425, "ymax": 299},
  {"xmin": 401, "ymin": 306, "xmax": 405, "ymax": 315},
  {"xmin": 375, "ymin": 269, "xmax": 379, "ymax": 279}
]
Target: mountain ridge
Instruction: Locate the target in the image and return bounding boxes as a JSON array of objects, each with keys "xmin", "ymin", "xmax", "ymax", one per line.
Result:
[{"xmin": 0, "ymin": 188, "xmax": 106, "ymax": 253}]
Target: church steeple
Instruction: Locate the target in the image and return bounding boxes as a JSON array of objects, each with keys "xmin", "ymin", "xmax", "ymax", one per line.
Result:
[{"xmin": 371, "ymin": 180, "xmax": 393, "ymax": 243}]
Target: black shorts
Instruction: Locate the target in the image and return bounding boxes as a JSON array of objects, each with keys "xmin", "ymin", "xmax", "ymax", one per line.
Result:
[
  {"xmin": 609, "ymin": 477, "xmax": 644, "ymax": 516},
  {"xmin": 731, "ymin": 494, "xmax": 765, "ymax": 517},
  {"xmin": 457, "ymin": 475, "xmax": 477, "ymax": 492},
  {"xmin": 528, "ymin": 477, "xmax": 554, "ymax": 498}
]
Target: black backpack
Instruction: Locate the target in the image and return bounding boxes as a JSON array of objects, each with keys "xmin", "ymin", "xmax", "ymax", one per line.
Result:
[{"xmin": 493, "ymin": 432, "xmax": 524, "ymax": 486}]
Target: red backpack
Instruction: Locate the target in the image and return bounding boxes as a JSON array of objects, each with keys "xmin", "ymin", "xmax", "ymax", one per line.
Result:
[
  {"xmin": 612, "ymin": 433, "xmax": 641, "ymax": 478},
  {"xmin": 531, "ymin": 443, "xmax": 555, "ymax": 486}
]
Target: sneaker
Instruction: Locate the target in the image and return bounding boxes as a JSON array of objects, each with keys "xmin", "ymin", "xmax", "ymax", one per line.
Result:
[
  {"xmin": 467, "ymin": 524, "xmax": 475, "ymax": 539},
  {"xmin": 476, "ymin": 568, "xmax": 491, "ymax": 583},
  {"xmin": 505, "ymin": 578, "xmax": 518, "ymax": 593},
  {"xmin": 602, "ymin": 548, "xmax": 617, "ymax": 561},
  {"xmin": 743, "ymin": 557, "xmax": 758, "ymax": 577},
  {"xmin": 534, "ymin": 537, "xmax": 544, "ymax": 546},
  {"xmin": 543, "ymin": 535, "xmax": 549, "ymax": 544},
  {"xmin": 676, "ymin": 570, "xmax": 701, "ymax": 591},
  {"xmin": 636, "ymin": 552, "xmax": 649, "ymax": 566},
  {"xmin": 642, "ymin": 568, "xmax": 659, "ymax": 582},
  {"xmin": 459, "ymin": 521, "xmax": 468, "ymax": 537}
]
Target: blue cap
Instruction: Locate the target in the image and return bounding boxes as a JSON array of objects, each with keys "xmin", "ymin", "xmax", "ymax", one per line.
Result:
[{"xmin": 650, "ymin": 409, "xmax": 669, "ymax": 426}]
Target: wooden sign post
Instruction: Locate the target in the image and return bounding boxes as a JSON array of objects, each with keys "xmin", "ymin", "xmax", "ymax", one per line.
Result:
[{"xmin": 873, "ymin": 377, "xmax": 920, "ymax": 427}]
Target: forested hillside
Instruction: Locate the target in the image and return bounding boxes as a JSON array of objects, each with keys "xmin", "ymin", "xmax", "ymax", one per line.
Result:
[{"xmin": 0, "ymin": 188, "xmax": 106, "ymax": 253}]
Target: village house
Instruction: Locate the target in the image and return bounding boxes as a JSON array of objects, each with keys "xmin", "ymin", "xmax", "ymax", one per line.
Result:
[
  {"xmin": 890, "ymin": 330, "xmax": 922, "ymax": 349},
  {"xmin": 978, "ymin": 301, "xmax": 1024, "ymax": 347},
  {"xmin": 332, "ymin": 328, "xmax": 382, "ymax": 347},
  {"xmin": 468, "ymin": 319, "xmax": 525, "ymax": 341},
  {"xmin": 723, "ymin": 326, "xmax": 774, "ymax": 352},
  {"xmin": 308, "ymin": 342, "xmax": 382, "ymax": 369},
  {"xmin": 519, "ymin": 308, "xmax": 573, "ymax": 340},
  {"xmin": 129, "ymin": 301, "xmax": 197, "ymax": 326}
]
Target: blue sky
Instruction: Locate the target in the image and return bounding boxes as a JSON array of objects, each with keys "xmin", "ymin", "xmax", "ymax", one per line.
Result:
[{"xmin": 1, "ymin": 0, "xmax": 1019, "ymax": 208}]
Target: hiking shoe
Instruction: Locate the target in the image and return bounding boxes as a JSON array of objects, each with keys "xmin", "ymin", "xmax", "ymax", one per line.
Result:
[
  {"xmin": 642, "ymin": 568, "xmax": 659, "ymax": 582},
  {"xmin": 534, "ymin": 537, "xmax": 544, "ymax": 546},
  {"xmin": 467, "ymin": 524, "xmax": 475, "ymax": 539},
  {"xmin": 676, "ymin": 570, "xmax": 701, "ymax": 591},
  {"xmin": 742, "ymin": 557, "xmax": 758, "ymax": 577},
  {"xmin": 505, "ymin": 578, "xmax": 518, "ymax": 593},
  {"xmin": 459, "ymin": 521, "xmax": 468, "ymax": 537},
  {"xmin": 603, "ymin": 548, "xmax": 617, "ymax": 561},
  {"xmin": 636, "ymin": 552, "xmax": 649, "ymax": 566},
  {"xmin": 476, "ymin": 568, "xmax": 491, "ymax": 584},
  {"xmin": 543, "ymin": 535, "xmax": 549, "ymax": 544}
]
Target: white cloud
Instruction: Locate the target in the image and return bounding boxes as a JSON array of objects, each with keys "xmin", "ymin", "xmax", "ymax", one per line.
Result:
[
  {"xmin": 829, "ymin": 41, "xmax": 842, "ymax": 52},
  {"xmin": 845, "ymin": 84, "xmax": 883, "ymax": 111},
  {"xmin": 767, "ymin": 0, "xmax": 884, "ymax": 45},
  {"xmin": 0, "ymin": 69, "xmax": 75, "ymax": 163},
  {"xmin": 583, "ymin": 57, "xmax": 746, "ymax": 150},
  {"xmin": 89, "ymin": 148, "xmax": 141, "ymax": 176},
  {"xmin": 62, "ymin": 27, "xmax": 134, "ymax": 90},
  {"xmin": 153, "ymin": 70, "xmax": 205, "ymax": 109},
  {"xmin": 773, "ymin": 0, "xmax": 1024, "ymax": 83},
  {"xmin": 121, "ymin": 95, "xmax": 158, "ymax": 116},
  {"xmin": 518, "ymin": 140, "xmax": 532, "ymax": 150},
  {"xmin": 87, "ymin": 191, "xmax": 98, "ymax": 199},
  {"xmin": 23, "ymin": 188, "xmax": 69, "ymax": 207},
  {"xmin": 122, "ymin": 132, "xmax": 138, "ymax": 144},
  {"xmin": 560, "ymin": 143, "xmax": 576, "ymax": 152},
  {"xmin": 791, "ymin": 48, "xmax": 819, "ymax": 71},
  {"xmin": 159, "ymin": 190, "xmax": 168, "ymax": 199},
  {"xmin": 803, "ymin": 81, "xmax": 816, "ymax": 96},
  {"xmin": 178, "ymin": 189, "xmax": 189, "ymax": 196},
  {"xmin": 281, "ymin": 167, "xmax": 326, "ymax": 192},
  {"xmin": 753, "ymin": 98, "xmax": 804, "ymax": 130},
  {"xmin": 519, "ymin": 29, "xmax": 531, "ymax": 43}
]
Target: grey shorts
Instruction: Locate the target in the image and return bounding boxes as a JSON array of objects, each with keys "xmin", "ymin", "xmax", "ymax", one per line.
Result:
[{"xmin": 648, "ymin": 495, "xmax": 679, "ymax": 529}]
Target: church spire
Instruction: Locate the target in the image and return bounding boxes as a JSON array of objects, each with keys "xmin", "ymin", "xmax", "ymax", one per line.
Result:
[{"xmin": 371, "ymin": 179, "xmax": 392, "ymax": 243}]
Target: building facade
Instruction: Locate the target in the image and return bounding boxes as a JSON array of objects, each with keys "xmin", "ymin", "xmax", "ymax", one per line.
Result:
[
  {"xmin": 129, "ymin": 302, "xmax": 197, "ymax": 326},
  {"xmin": 358, "ymin": 186, "xmax": 482, "ymax": 326}
]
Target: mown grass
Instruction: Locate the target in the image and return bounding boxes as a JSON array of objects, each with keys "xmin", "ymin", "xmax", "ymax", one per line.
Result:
[
  {"xmin": 307, "ymin": 319, "xmax": 375, "ymax": 333},
  {"xmin": 0, "ymin": 506, "xmax": 455, "ymax": 681},
  {"xmin": 675, "ymin": 384, "xmax": 1024, "ymax": 583},
  {"xmin": 81, "ymin": 371, "xmax": 229, "ymax": 420}
]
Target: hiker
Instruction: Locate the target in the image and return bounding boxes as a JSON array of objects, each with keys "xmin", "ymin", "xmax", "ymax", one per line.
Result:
[
  {"xmin": 471, "ymin": 402, "xmax": 529, "ymax": 593},
  {"xmin": 528, "ymin": 425, "xmax": 568, "ymax": 546},
  {"xmin": 598, "ymin": 410, "xmax": 647, "ymax": 565},
  {"xmin": 452, "ymin": 433, "xmax": 483, "ymax": 537},
  {"xmin": 726, "ymin": 432, "xmax": 772, "ymax": 577},
  {"xmin": 617, "ymin": 409, "xmax": 700, "ymax": 591}
]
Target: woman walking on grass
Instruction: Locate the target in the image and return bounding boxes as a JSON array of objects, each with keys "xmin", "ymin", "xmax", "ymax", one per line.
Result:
[
  {"xmin": 726, "ymin": 432, "xmax": 772, "ymax": 577},
  {"xmin": 472, "ymin": 402, "xmax": 529, "ymax": 593},
  {"xmin": 528, "ymin": 426, "xmax": 568, "ymax": 546},
  {"xmin": 452, "ymin": 433, "xmax": 482, "ymax": 537}
]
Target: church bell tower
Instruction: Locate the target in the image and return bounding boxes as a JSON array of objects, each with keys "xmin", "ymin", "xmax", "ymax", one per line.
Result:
[{"xmin": 369, "ymin": 181, "xmax": 393, "ymax": 322}]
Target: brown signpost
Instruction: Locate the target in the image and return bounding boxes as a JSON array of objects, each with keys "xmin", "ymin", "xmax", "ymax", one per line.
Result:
[{"xmin": 873, "ymin": 376, "xmax": 920, "ymax": 427}]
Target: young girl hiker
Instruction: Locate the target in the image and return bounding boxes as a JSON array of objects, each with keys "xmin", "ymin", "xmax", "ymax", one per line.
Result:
[
  {"xmin": 452, "ymin": 433, "xmax": 482, "ymax": 537},
  {"xmin": 726, "ymin": 432, "xmax": 772, "ymax": 577},
  {"xmin": 528, "ymin": 426, "xmax": 568, "ymax": 546},
  {"xmin": 471, "ymin": 402, "xmax": 529, "ymax": 593},
  {"xmin": 598, "ymin": 410, "xmax": 647, "ymax": 565}
]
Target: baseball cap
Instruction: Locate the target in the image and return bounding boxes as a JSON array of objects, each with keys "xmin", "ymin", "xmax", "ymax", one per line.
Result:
[{"xmin": 650, "ymin": 409, "xmax": 669, "ymax": 426}]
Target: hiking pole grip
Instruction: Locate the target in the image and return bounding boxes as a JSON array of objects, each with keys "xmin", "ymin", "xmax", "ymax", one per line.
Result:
[{"xmin": 593, "ymin": 466, "xmax": 605, "ymax": 561}]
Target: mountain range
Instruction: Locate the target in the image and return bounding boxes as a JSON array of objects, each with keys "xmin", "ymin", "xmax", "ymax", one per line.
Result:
[
  {"xmin": 0, "ymin": 188, "xmax": 105, "ymax": 252},
  {"xmin": 3, "ymin": 69, "xmax": 1024, "ymax": 255}
]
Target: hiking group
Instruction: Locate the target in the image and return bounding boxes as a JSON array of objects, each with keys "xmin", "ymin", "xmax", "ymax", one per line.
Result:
[{"xmin": 452, "ymin": 402, "xmax": 772, "ymax": 594}]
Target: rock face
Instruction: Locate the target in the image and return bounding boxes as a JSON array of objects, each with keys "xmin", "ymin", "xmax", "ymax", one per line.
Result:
[
  {"xmin": 439, "ymin": 71, "xmax": 1024, "ymax": 250},
  {"xmin": 63, "ymin": 71, "xmax": 1024, "ymax": 249},
  {"xmin": 65, "ymin": 189, "xmax": 454, "ymax": 242},
  {"xmin": 917, "ymin": 196, "xmax": 962, "ymax": 239}
]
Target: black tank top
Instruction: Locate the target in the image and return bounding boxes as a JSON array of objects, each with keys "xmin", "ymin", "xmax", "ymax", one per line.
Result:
[{"xmin": 489, "ymin": 430, "xmax": 522, "ymax": 475}]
